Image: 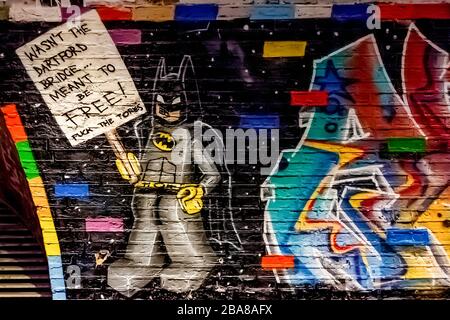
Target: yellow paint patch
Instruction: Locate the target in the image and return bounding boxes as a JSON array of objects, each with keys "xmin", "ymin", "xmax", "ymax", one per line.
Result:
[
  {"xmin": 42, "ymin": 225, "xmax": 61, "ymax": 256},
  {"xmin": 304, "ymin": 140, "xmax": 364, "ymax": 167},
  {"xmin": 415, "ymin": 186, "xmax": 450, "ymax": 256},
  {"xmin": 399, "ymin": 247, "xmax": 445, "ymax": 280},
  {"xmin": 36, "ymin": 206, "xmax": 52, "ymax": 219},
  {"xmin": 349, "ymin": 191, "xmax": 375, "ymax": 210},
  {"xmin": 28, "ymin": 176, "xmax": 61, "ymax": 256},
  {"xmin": 43, "ymin": 242, "xmax": 61, "ymax": 256},
  {"xmin": 263, "ymin": 41, "xmax": 307, "ymax": 58},
  {"xmin": 39, "ymin": 217, "xmax": 56, "ymax": 230},
  {"xmin": 29, "ymin": 177, "xmax": 52, "ymax": 218},
  {"xmin": 132, "ymin": 5, "xmax": 175, "ymax": 21}
]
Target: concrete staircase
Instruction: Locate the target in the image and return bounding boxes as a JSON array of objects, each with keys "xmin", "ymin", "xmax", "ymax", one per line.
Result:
[{"xmin": 0, "ymin": 206, "xmax": 51, "ymax": 298}]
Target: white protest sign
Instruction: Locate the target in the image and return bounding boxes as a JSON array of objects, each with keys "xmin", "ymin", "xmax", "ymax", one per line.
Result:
[{"xmin": 16, "ymin": 9, "xmax": 146, "ymax": 146}]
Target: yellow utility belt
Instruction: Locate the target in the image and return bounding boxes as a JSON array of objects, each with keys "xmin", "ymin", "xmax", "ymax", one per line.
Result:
[
  {"xmin": 135, "ymin": 181, "xmax": 191, "ymax": 191},
  {"xmin": 115, "ymin": 152, "xmax": 204, "ymax": 215},
  {"xmin": 134, "ymin": 181, "xmax": 204, "ymax": 215}
]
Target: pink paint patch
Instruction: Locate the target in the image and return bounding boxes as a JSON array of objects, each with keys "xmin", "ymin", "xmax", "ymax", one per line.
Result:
[
  {"xmin": 85, "ymin": 217, "xmax": 124, "ymax": 232},
  {"xmin": 108, "ymin": 29, "xmax": 142, "ymax": 45}
]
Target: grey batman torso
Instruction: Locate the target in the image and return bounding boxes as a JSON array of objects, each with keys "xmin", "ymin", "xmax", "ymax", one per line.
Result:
[
  {"xmin": 138, "ymin": 121, "xmax": 220, "ymax": 192},
  {"xmin": 140, "ymin": 123, "xmax": 193, "ymax": 184}
]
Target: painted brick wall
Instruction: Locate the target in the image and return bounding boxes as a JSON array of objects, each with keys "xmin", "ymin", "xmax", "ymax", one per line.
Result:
[{"xmin": 0, "ymin": 1, "xmax": 450, "ymax": 300}]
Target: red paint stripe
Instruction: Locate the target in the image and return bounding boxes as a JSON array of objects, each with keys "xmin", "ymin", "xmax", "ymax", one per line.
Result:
[
  {"xmin": 261, "ymin": 255, "xmax": 295, "ymax": 270},
  {"xmin": 330, "ymin": 232, "xmax": 357, "ymax": 254},
  {"xmin": 306, "ymin": 198, "xmax": 317, "ymax": 211},
  {"xmin": 0, "ymin": 104, "xmax": 27, "ymax": 143},
  {"xmin": 379, "ymin": 4, "xmax": 450, "ymax": 20},
  {"xmin": 302, "ymin": 218, "xmax": 360, "ymax": 254},
  {"xmin": 95, "ymin": 6, "xmax": 132, "ymax": 21},
  {"xmin": 291, "ymin": 91, "xmax": 328, "ymax": 106}
]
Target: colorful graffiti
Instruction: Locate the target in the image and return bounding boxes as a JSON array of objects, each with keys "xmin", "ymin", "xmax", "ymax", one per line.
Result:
[
  {"xmin": 2, "ymin": 1, "xmax": 450, "ymax": 300},
  {"xmin": 263, "ymin": 23, "xmax": 450, "ymax": 290}
]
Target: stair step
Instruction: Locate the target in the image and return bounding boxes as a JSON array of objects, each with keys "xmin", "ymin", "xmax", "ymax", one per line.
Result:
[
  {"xmin": 0, "ymin": 218, "xmax": 21, "ymax": 224},
  {"xmin": 0, "ymin": 291, "xmax": 51, "ymax": 298},
  {"xmin": 0, "ymin": 208, "xmax": 52, "ymax": 298},
  {"xmin": 0, "ymin": 222, "xmax": 24, "ymax": 226},
  {"xmin": 0, "ymin": 235, "xmax": 35, "ymax": 240},
  {"xmin": 0, "ymin": 250, "xmax": 44, "ymax": 256},
  {"xmin": 0, "ymin": 243, "xmax": 40, "ymax": 248},
  {"xmin": 0, "ymin": 231, "xmax": 33, "ymax": 237},
  {"xmin": 0, "ymin": 274, "xmax": 49, "ymax": 280},
  {"xmin": 0, "ymin": 258, "xmax": 47, "ymax": 264},
  {"xmin": 0, "ymin": 227, "xmax": 32, "ymax": 231},
  {"xmin": 0, "ymin": 266, "xmax": 49, "ymax": 272},
  {"xmin": 0, "ymin": 225, "xmax": 29, "ymax": 232},
  {"xmin": 0, "ymin": 282, "xmax": 51, "ymax": 289},
  {"xmin": 0, "ymin": 213, "xmax": 21, "ymax": 217}
]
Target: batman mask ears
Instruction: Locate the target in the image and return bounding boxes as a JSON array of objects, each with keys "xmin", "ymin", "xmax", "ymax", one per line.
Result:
[
  {"xmin": 177, "ymin": 55, "xmax": 201, "ymax": 107},
  {"xmin": 156, "ymin": 57, "xmax": 167, "ymax": 80},
  {"xmin": 178, "ymin": 55, "xmax": 195, "ymax": 82},
  {"xmin": 155, "ymin": 55, "xmax": 195, "ymax": 82}
]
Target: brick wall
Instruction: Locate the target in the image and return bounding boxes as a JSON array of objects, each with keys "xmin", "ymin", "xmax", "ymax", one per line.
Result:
[{"xmin": 0, "ymin": 1, "xmax": 449, "ymax": 300}]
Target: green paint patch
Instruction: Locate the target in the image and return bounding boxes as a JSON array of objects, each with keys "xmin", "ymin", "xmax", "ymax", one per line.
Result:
[
  {"xmin": 0, "ymin": 6, "xmax": 9, "ymax": 21},
  {"xmin": 387, "ymin": 137, "xmax": 426, "ymax": 153},
  {"xmin": 16, "ymin": 141, "xmax": 40, "ymax": 180}
]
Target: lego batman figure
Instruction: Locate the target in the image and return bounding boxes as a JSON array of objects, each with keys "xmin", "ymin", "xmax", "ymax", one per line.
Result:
[{"xmin": 107, "ymin": 55, "xmax": 241, "ymax": 297}]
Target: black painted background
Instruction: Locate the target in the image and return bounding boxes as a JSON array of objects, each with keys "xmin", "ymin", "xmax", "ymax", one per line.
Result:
[{"xmin": 0, "ymin": 18, "xmax": 449, "ymax": 299}]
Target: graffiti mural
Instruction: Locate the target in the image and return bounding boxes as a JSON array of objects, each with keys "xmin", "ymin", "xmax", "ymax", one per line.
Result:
[
  {"xmin": 263, "ymin": 23, "xmax": 450, "ymax": 291},
  {"xmin": 1, "ymin": 1, "xmax": 450, "ymax": 300},
  {"xmin": 108, "ymin": 55, "xmax": 240, "ymax": 296}
]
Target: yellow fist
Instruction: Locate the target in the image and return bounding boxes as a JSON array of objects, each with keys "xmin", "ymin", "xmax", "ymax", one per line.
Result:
[
  {"xmin": 115, "ymin": 153, "xmax": 142, "ymax": 183},
  {"xmin": 177, "ymin": 185, "xmax": 204, "ymax": 215}
]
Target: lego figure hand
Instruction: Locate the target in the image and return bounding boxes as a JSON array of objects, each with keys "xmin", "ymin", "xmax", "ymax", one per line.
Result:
[
  {"xmin": 177, "ymin": 184, "xmax": 204, "ymax": 215},
  {"xmin": 115, "ymin": 153, "xmax": 142, "ymax": 184}
]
